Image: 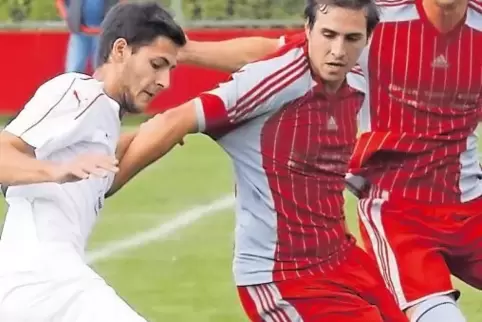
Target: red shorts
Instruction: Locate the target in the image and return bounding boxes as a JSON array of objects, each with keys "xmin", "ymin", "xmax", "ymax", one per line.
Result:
[
  {"xmin": 237, "ymin": 246, "xmax": 407, "ymax": 322},
  {"xmin": 358, "ymin": 187, "xmax": 482, "ymax": 310}
]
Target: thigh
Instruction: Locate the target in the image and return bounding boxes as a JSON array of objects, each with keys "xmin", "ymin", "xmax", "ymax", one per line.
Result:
[
  {"xmin": 449, "ymin": 209, "xmax": 482, "ymax": 290},
  {"xmin": 0, "ymin": 263, "xmax": 146, "ymax": 322},
  {"xmin": 238, "ymin": 282, "xmax": 384, "ymax": 322},
  {"xmin": 237, "ymin": 248, "xmax": 407, "ymax": 322},
  {"xmin": 65, "ymin": 280, "xmax": 147, "ymax": 322},
  {"xmin": 358, "ymin": 198, "xmax": 456, "ymax": 310},
  {"xmin": 90, "ymin": 35, "xmax": 100, "ymax": 69}
]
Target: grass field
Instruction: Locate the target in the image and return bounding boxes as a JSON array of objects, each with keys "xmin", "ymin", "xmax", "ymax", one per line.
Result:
[{"xmin": 0, "ymin": 118, "xmax": 481, "ymax": 321}]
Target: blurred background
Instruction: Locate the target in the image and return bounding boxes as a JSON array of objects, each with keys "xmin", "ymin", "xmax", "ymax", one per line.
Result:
[
  {"xmin": 0, "ymin": 1, "xmax": 480, "ymax": 321},
  {"xmin": 0, "ymin": 0, "xmax": 302, "ymax": 116}
]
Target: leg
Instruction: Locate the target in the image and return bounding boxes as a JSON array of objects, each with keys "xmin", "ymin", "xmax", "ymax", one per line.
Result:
[
  {"xmin": 406, "ymin": 294, "xmax": 466, "ymax": 322},
  {"xmin": 237, "ymin": 246, "xmax": 406, "ymax": 322},
  {"xmin": 90, "ymin": 35, "xmax": 100, "ymax": 69},
  {"xmin": 0, "ymin": 261, "xmax": 146, "ymax": 322},
  {"xmin": 403, "ymin": 200, "xmax": 482, "ymax": 322},
  {"xmin": 64, "ymin": 278, "xmax": 148, "ymax": 322},
  {"xmin": 448, "ymin": 205, "xmax": 482, "ymax": 290},
  {"xmin": 238, "ymin": 282, "xmax": 385, "ymax": 322},
  {"xmin": 65, "ymin": 33, "xmax": 90, "ymax": 73},
  {"xmin": 357, "ymin": 196, "xmax": 458, "ymax": 310}
]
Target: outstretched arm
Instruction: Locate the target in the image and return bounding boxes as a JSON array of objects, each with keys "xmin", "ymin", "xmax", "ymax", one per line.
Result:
[
  {"xmin": 179, "ymin": 37, "xmax": 280, "ymax": 73},
  {"xmin": 106, "ymin": 103, "xmax": 198, "ymax": 197},
  {"xmin": 107, "ymin": 52, "xmax": 296, "ymax": 197}
]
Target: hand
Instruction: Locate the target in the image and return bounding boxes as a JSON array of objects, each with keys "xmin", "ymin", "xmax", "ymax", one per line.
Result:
[{"xmin": 47, "ymin": 154, "xmax": 119, "ymax": 184}]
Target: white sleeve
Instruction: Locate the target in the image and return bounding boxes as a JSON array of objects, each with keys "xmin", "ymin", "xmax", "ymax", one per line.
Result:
[{"xmin": 4, "ymin": 76, "xmax": 106, "ymax": 155}]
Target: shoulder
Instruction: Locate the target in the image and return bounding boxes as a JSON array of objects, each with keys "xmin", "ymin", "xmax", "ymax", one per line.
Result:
[
  {"xmin": 467, "ymin": 1, "xmax": 482, "ymax": 31},
  {"xmin": 375, "ymin": 0, "xmax": 420, "ymax": 23},
  {"xmin": 35, "ymin": 73, "xmax": 104, "ymax": 104},
  {"xmin": 243, "ymin": 34, "xmax": 307, "ymax": 73},
  {"xmin": 347, "ymin": 64, "xmax": 367, "ymax": 94},
  {"xmin": 29, "ymin": 73, "xmax": 113, "ymax": 119}
]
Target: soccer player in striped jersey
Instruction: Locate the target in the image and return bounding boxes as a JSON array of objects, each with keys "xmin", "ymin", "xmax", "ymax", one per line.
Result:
[
  {"xmin": 0, "ymin": 3, "xmax": 185, "ymax": 321},
  {"xmin": 110, "ymin": 1, "xmax": 408, "ymax": 321},
  {"xmin": 178, "ymin": 0, "xmax": 482, "ymax": 321},
  {"xmin": 349, "ymin": 1, "xmax": 482, "ymax": 321}
]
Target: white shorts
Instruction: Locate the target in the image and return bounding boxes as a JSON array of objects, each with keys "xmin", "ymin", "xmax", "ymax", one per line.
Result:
[{"xmin": 0, "ymin": 243, "xmax": 147, "ymax": 322}]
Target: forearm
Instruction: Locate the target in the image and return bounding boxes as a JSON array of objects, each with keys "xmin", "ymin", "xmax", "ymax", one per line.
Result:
[
  {"xmin": 0, "ymin": 145, "xmax": 54, "ymax": 186},
  {"xmin": 55, "ymin": 0, "xmax": 67, "ymax": 19},
  {"xmin": 107, "ymin": 108, "xmax": 194, "ymax": 197},
  {"xmin": 179, "ymin": 37, "xmax": 279, "ymax": 73},
  {"xmin": 115, "ymin": 130, "xmax": 138, "ymax": 162}
]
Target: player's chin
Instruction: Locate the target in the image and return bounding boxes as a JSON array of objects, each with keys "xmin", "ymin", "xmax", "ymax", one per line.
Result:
[
  {"xmin": 321, "ymin": 70, "xmax": 346, "ymax": 83},
  {"xmin": 131, "ymin": 100, "xmax": 151, "ymax": 114}
]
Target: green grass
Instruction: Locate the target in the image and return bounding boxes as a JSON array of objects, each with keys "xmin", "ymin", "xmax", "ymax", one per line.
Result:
[{"xmin": 0, "ymin": 123, "xmax": 481, "ymax": 321}]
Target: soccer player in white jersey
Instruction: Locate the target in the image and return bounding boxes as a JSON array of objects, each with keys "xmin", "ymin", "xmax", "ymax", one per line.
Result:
[{"xmin": 0, "ymin": 2, "xmax": 185, "ymax": 321}]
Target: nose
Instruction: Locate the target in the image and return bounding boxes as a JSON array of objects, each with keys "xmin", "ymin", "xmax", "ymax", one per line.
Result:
[
  {"xmin": 330, "ymin": 37, "xmax": 346, "ymax": 59},
  {"xmin": 156, "ymin": 70, "xmax": 171, "ymax": 90}
]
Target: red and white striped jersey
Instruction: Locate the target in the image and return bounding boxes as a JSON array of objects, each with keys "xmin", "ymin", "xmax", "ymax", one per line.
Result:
[
  {"xmin": 348, "ymin": 0, "xmax": 482, "ymax": 204},
  {"xmin": 194, "ymin": 36, "xmax": 366, "ymax": 285}
]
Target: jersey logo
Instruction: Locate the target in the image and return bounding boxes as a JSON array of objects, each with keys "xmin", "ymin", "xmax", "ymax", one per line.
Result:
[
  {"xmin": 431, "ymin": 54, "xmax": 449, "ymax": 69},
  {"xmin": 327, "ymin": 116, "xmax": 338, "ymax": 131}
]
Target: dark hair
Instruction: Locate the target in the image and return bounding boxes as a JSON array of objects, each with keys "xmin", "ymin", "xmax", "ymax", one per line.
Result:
[
  {"xmin": 97, "ymin": 1, "xmax": 187, "ymax": 66},
  {"xmin": 304, "ymin": 0, "xmax": 380, "ymax": 36}
]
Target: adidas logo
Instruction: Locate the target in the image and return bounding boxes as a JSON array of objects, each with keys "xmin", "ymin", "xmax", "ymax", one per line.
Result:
[
  {"xmin": 431, "ymin": 54, "xmax": 449, "ymax": 69},
  {"xmin": 327, "ymin": 116, "xmax": 338, "ymax": 131}
]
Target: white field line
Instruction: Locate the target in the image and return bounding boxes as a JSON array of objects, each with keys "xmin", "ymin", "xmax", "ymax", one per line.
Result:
[{"xmin": 86, "ymin": 195, "xmax": 235, "ymax": 264}]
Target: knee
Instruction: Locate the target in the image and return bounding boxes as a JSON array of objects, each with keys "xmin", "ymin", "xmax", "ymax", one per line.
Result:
[{"xmin": 406, "ymin": 294, "xmax": 466, "ymax": 322}]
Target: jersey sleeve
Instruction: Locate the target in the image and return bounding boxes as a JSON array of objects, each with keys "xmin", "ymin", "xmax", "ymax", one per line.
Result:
[
  {"xmin": 193, "ymin": 47, "xmax": 310, "ymax": 133},
  {"xmin": 4, "ymin": 75, "xmax": 108, "ymax": 155},
  {"xmin": 278, "ymin": 32, "xmax": 305, "ymax": 47}
]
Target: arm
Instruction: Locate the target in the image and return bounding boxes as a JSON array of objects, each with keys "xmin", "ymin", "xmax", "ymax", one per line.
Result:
[
  {"xmin": 55, "ymin": 0, "xmax": 67, "ymax": 19},
  {"xmin": 115, "ymin": 130, "xmax": 138, "ymax": 162},
  {"xmin": 56, "ymin": 0, "xmax": 101, "ymax": 35},
  {"xmin": 107, "ymin": 48, "xmax": 306, "ymax": 197},
  {"xmin": 179, "ymin": 37, "xmax": 280, "ymax": 73},
  {"xmin": 0, "ymin": 132, "xmax": 57, "ymax": 185},
  {"xmin": 0, "ymin": 76, "xmax": 119, "ymax": 186},
  {"xmin": 106, "ymin": 102, "xmax": 198, "ymax": 197}
]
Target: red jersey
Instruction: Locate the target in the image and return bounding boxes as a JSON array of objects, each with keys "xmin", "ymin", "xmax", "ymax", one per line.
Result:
[
  {"xmin": 348, "ymin": 0, "xmax": 482, "ymax": 204},
  {"xmin": 194, "ymin": 36, "xmax": 366, "ymax": 285}
]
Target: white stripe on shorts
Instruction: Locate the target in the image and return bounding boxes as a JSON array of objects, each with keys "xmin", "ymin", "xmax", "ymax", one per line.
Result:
[
  {"xmin": 358, "ymin": 187, "xmax": 408, "ymax": 307},
  {"xmin": 246, "ymin": 284, "xmax": 303, "ymax": 322}
]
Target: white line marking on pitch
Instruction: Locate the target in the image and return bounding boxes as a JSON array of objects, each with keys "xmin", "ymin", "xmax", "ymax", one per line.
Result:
[{"xmin": 86, "ymin": 195, "xmax": 235, "ymax": 264}]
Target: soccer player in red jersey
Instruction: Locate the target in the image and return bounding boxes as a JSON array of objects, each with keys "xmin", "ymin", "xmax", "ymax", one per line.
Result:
[
  {"xmin": 178, "ymin": 0, "xmax": 482, "ymax": 321},
  {"xmin": 349, "ymin": 1, "xmax": 482, "ymax": 321},
  {"xmin": 108, "ymin": 1, "xmax": 408, "ymax": 321}
]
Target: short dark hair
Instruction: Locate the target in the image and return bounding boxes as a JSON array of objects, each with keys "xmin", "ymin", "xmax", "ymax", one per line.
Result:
[
  {"xmin": 304, "ymin": 0, "xmax": 380, "ymax": 37},
  {"xmin": 97, "ymin": 1, "xmax": 187, "ymax": 66}
]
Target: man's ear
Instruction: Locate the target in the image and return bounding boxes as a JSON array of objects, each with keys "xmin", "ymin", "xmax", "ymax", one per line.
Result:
[{"xmin": 111, "ymin": 38, "xmax": 130, "ymax": 63}]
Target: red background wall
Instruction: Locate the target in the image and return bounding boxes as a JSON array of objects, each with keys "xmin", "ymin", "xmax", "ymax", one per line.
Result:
[{"xmin": 0, "ymin": 28, "xmax": 301, "ymax": 115}]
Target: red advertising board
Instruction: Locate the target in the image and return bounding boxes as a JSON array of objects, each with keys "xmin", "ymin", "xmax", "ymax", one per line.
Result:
[{"xmin": 0, "ymin": 28, "xmax": 301, "ymax": 115}]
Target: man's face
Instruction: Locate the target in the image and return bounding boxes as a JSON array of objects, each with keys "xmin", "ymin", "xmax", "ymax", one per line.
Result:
[
  {"xmin": 119, "ymin": 36, "xmax": 179, "ymax": 113},
  {"xmin": 305, "ymin": 5, "xmax": 368, "ymax": 91}
]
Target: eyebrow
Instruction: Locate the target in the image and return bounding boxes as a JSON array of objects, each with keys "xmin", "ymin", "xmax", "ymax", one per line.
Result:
[
  {"xmin": 321, "ymin": 28, "xmax": 364, "ymax": 38},
  {"xmin": 155, "ymin": 56, "xmax": 176, "ymax": 68}
]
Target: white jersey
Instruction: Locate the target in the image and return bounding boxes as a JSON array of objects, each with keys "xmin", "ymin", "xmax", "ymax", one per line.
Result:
[{"xmin": 1, "ymin": 73, "xmax": 121, "ymax": 256}]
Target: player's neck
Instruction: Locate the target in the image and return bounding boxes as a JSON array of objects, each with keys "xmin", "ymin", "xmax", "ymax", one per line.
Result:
[
  {"xmin": 423, "ymin": 0, "xmax": 468, "ymax": 33},
  {"xmin": 93, "ymin": 67, "xmax": 125, "ymax": 118},
  {"xmin": 322, "ymin": 79, "xmax": 344, "ymax": 95}
]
